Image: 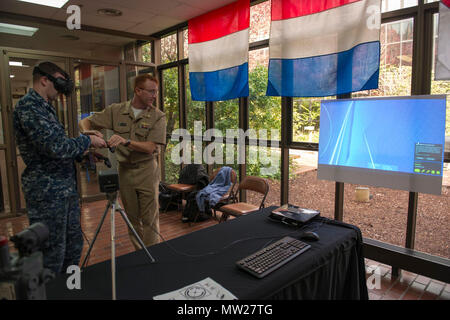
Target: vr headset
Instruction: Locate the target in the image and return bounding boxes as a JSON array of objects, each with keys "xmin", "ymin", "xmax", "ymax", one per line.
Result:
[{"xmin": 33, "ymin": 65, "xmax": 74, "ymax": 96}]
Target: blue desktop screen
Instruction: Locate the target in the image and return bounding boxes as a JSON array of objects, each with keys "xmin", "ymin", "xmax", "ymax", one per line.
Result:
[{"xmin": 317, "ymin": 96, "xmax": 446, "ymax": 195}]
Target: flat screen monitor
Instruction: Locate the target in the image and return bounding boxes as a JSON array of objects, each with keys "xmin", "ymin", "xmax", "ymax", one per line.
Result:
[{"xmin": 317, "ymin": 95, "xmax": 447, "ymax": 195}]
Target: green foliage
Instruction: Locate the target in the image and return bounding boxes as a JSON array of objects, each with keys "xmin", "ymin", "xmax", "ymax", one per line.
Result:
[
  {"xmin": 162, "ymin": 68, "xmax": 179, "ymax": 136},
  {"xmin": 186, "ymin": 65, "xmax": 206, "ymax": 135},
  {"xmin": 248, "ymin": 65, "xmax": 281, "ymax": 137},
  {"xmin": 164, "ymin": 142, "xmax": 179, "ymax": 184},
  {"xmin": 292, "ymin": 98, "xmax": 321, "ymax": 142}
]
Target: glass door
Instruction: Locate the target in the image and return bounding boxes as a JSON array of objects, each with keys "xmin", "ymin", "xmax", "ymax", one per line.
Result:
[{"xmin": 74, "ymin": 61, "xmax": 120, "ymax": 200}]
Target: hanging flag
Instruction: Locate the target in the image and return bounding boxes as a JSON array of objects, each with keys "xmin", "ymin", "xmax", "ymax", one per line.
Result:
[
  {"xmin": 267, "ymin": 0, "xmax": 381, "ymax": 97},
  {"xmin": 188, "ymin": 0, "xmax": 249, "ymax": 101},
  {"xmin": 435, "ymin": 0, "xmax": 450, "ymax": 80}
]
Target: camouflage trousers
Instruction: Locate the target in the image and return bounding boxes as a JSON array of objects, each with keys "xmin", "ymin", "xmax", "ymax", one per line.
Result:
[{"xmin": 26, "ymin": 195, "xmax": 83, "ymax": 274}]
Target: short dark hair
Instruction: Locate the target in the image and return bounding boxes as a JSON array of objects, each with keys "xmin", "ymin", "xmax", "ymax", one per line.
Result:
[
  {"xmin": 134, "ymin": 74, "xmax": 158, "ymax": 91},
  {"xmin": 33, "ymin": 61, "xmax": 67, "ymax": 82}
]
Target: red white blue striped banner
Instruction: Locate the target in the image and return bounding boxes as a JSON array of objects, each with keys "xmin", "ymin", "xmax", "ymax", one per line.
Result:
[
  {"xmin": 267, "ymin": 0, "xmax": 381, "ymax": 97},
  {"xmin": 188, "ymin": 0, "xmax": 249, "ymax": 101}
]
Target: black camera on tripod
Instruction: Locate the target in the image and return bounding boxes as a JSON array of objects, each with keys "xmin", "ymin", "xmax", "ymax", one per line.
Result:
[
  {"xmin": 98, "ymin": 169, "xmax": 120, "ymax": 193},
  {"xmin": 0, "ymin": 223, "xmax": 54, "ymax": 300}
]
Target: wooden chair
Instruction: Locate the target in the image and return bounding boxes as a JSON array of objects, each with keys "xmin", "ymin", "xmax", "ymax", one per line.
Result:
[
  {"xmin": 165, "ymin": 183, "xmax": 195, "ymax": 211},
  {"xmin": 218, "ymin": 176, "xmax": 269, "ymax": 223},
  {"xmin": 165, "ymin": 164, "xmax": 202, "ymax": 211}
]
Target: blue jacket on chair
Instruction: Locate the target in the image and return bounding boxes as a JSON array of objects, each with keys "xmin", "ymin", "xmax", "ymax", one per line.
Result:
[{"xmin": 196, "ymin": 167, "xmax": 232, "ymax": 212}]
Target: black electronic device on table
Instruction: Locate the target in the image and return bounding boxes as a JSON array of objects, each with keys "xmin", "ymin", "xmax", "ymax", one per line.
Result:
[
  {"xmin": 236, "ymin": 236, "xmax": 310, "ymax": 279},
  {"xmin": 269, "ymin": 204, "xmax": 320, "ymax": 226}
]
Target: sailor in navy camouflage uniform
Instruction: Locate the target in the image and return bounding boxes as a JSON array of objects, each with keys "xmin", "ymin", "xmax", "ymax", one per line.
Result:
[{"xmin": 13, "ymin": 62, "xmax": 106, "ymax": 273}]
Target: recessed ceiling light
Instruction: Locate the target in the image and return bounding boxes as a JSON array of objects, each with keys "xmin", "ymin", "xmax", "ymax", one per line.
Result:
[
  {"xmin": 0, "ymin": 23, "xmax": 38, "ymax": 36},
  {"xmin": 97, "ymin": 8, "xmax": 122, "ymax": 17},
  {"xmin": 17, "ymin": 0, "xmax": 69, "ymax": 8}
]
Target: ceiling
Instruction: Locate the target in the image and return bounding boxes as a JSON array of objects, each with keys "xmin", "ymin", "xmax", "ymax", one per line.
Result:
[{"xmin": 0, "ymin": 0, "xmax": 237, "ymax": 56}]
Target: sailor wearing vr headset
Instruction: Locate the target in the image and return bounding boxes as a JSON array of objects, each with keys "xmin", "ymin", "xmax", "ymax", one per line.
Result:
[{"xmin": 13, "ymin": 61, "xmax": 106, "ymax": 273}]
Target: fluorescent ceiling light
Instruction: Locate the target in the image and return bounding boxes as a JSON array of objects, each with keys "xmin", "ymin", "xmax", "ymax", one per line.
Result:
[
  {"xmin": 0, "ymin": 23, "xmax": 38, "ymax": 37},
  {"xmin": 9, "ymin": 61, "xmax": 30, "ymax": 67},
  {"xmin": 17, "ymin": 0, "xmax": 69, "ymax": 8},
  {"xmin": 10, "ymin": 75, "xmax": 15, "ymax": 78}
]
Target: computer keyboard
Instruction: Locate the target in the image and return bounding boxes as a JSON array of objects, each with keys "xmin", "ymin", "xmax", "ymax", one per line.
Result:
[{"xmin": 236, "ymin": 236, "xmax": 311, "ymax": 278}]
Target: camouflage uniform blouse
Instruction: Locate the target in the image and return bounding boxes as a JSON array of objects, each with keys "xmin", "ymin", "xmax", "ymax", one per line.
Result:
[{"xmin": 13, "ymin": 89, "xmax": 91, "ymax": 201}]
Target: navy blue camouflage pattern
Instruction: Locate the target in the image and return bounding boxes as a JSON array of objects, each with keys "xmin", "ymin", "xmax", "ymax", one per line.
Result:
[
  {"xmin": 26, "ymin": 195, "xmax": 83, "ymax": 273},
  {"xmin": 13, "ymin": 88, "xmax": 90, "ymax": 273},
  {"xmin": 13, "ymin": 88, "xmax": 90, "ymax": 201}
]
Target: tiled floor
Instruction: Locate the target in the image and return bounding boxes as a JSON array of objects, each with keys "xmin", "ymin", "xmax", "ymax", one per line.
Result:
[
  {"xmin": 364, "ymin": 259, "xmax": 450, "ymax": 300},
  {"xmin": 1, "ymin": 199, "xmax": 448, "ymax": 300}
]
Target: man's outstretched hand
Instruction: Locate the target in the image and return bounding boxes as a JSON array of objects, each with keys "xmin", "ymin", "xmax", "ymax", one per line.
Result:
[{"xmin": 89, "ymin": 135, "xmax": 107, "ymax": 148}]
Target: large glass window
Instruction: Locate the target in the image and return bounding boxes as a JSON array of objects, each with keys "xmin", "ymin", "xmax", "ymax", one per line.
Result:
[
  {"xmin": 141, "ymin": 42, "xmax": 152, "ymax": 63},
  {"xmin": 431, "ymin": 13, "xmax": 450, "ymax": 136},
  {"xmin": 125, "ymin": 42, "xmax": 152, "ymax": 63},
  {"xmin": 250, "ymin": 0, "xmax": 271, "ymax": 43},
  {"xmin": 74, "ymin": 62, "xmax": 120, "ymax": 199},
  {"xmin": 354, "ymin": 18, "xmax": 414, "ymax": 98},
  {"xmin": 161, "ymin": 33, "xmax": 177, "ymax": 64},
  {"xmin": 381, "ymin": 0, "xmax": 418, "ymax": 12},
  {"xmin": 186, "ymin": 65, "xmax": 205, "ymax": 135},
  {"xmin": 214, "ymin": 99, "xmax": 239, "ymax": 132},
  {"xmin": 246, "ymin": 145, "xmax": 280, "ymax": 208},
  {"xmin": 249, "ymin": 48, "xmax": 280, "ymax": 140},
  {"xmin": 164, "ymin": 140, "xmax": 180, "ymax": 184},
  {"xmin": 292, "ymin": 97, "xmax": 335, "ymax": 143},
  {"xmin": 288, "ymin": 149, "xmax": 334, "ymax": 219},
  {"xmin": 162, "ymin": 67, "xmax": 179, "ymax": 183},
  {"xmin": 414, "ymin": 13, "xmax": 450, "ymax": 259},
  {"xmin": 75, "ymin": 64, "xmax": 120, "ymax": 120},
  {"xmin": 339, "ymin": 18, "xmax": 415, "ymax": 248},
  {"xmin": 162, "ymin": 67, "xmax": 179, "ymax": 135},
  {"xmin": 183, "ymin": 29, "xmax": 189, "ymax": 60},
  {"xmin": 343, "ymin": 184, "xmax": 409, "ymax": 247},
  {"xmin": 212, "ymin": 143, "xmax": 240, "ymax": 173}
]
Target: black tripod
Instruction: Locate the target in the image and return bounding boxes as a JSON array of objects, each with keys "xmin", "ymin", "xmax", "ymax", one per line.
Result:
[{"xmin": 81, "ymin": 190, "xmax": 155, "ymax": 299}]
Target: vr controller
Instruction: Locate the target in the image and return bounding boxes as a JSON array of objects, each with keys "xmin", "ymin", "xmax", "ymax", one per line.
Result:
[
  {"xmin": 84, "ymin": 151, "xmax": 112, "ymax": 169},
  {"xmin": 83, "ymin": 132, "xmax": 116, "ymax": 153}
]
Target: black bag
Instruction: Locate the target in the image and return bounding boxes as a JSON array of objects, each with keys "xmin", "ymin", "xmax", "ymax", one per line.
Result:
[
  {"xmin": 181, "ymin": 191, "xmax": 211, "ymax": 223},
  {"xmin": 159, "ymin": 182, "xmax": 180, "ymax": 212},
  {"xmin": 178, "ymin": 164, "xmax": 209, "ymax": 189}
]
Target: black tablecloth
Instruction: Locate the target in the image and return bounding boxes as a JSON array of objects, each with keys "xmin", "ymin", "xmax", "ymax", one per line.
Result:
[{"xmin": 46, "ymin": 207, "xmax": 368, "ymax": 300}]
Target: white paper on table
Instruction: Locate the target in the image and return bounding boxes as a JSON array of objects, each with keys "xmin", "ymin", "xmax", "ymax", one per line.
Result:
[{"xmin": 153, "ymin": 277, "xmax": 238, "ymax": 300}]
